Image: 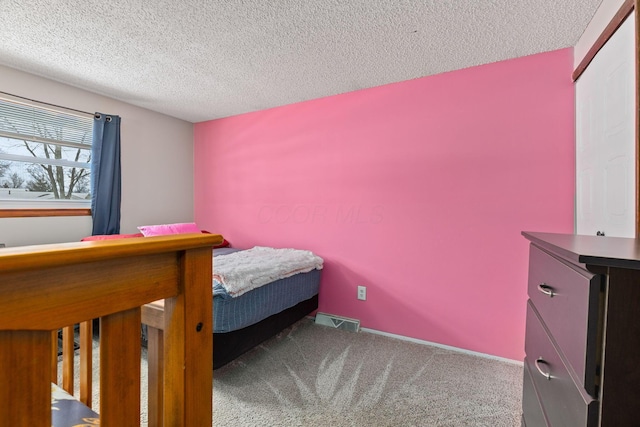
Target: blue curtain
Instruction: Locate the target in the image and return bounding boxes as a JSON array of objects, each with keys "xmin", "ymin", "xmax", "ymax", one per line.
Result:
[{"xmin": 91, "ymin": 113, "xmax": 121, "ymax": 235}]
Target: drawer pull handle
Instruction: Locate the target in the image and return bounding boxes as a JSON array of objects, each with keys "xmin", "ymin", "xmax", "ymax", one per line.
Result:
[
  {"xmin": 537, "ymin": 283, "xmax": 555, "ymax": 297},
  {"xmin": 535, "ymin": 358, "xmax": 552, "ymax": 380}
]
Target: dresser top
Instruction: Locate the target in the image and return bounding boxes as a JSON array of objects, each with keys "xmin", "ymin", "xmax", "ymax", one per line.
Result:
[{"xmin": 523, "ymin": 232, "xmax": 640, "ymax": 270}]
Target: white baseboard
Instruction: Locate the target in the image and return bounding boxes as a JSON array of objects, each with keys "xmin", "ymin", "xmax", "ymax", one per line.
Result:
[
  {"xmin": 360, "ymin": 327, "xmax": 523, "ymax": 366},
  {"xmin": 306, "ymin": 314, "xmax": 522, "ymax": 366}
]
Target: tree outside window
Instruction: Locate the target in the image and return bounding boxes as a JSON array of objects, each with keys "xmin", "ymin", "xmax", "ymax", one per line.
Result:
[{"xmin": 0, "ymin": 96, "xmax": 92, "ymax": 205}]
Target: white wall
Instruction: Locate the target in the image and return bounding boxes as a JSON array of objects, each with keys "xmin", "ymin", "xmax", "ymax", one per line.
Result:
[
  {"xmin": 0, "ymin": 65, "xmax": 195, "ymax": 247},
  {"xmin": 574, "ymin": 0, "xmax": 628, "ymax": 68}
]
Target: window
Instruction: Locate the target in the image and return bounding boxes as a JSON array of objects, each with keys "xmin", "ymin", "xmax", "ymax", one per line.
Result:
[{"xmin": 0, "ymin": 94, "xmax": 93, "ymax": 211}]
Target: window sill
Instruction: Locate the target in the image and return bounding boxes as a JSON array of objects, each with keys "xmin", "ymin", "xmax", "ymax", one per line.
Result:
[{"xmin": 0, "ymin": 209, "xmax": 91, "ymax": 218}]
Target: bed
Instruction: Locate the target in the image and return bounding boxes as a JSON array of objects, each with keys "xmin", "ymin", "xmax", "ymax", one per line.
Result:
[{"xmin": 211, "ymin": 246, "xmax": 322, "ymax": 368}]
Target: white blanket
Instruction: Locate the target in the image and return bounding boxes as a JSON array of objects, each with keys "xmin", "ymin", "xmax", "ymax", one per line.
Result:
[{"xmin": 214, "ymin": 246, "xmax": 323, "ymax": 297}]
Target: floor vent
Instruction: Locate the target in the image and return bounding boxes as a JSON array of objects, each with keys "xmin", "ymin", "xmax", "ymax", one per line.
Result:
[{"xmin": 315, "ymin": 312, "xmax": 360, "ymax": 332}]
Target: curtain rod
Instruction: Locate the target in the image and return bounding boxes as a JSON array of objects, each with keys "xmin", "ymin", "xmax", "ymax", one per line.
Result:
[{"xmin": 0, "ymin": 90, "xmax": 93, "ymax": 117}]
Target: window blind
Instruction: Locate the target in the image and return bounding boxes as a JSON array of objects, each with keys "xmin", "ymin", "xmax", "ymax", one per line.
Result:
[
  {"xmin": 0, "ymin": 94, "xmax": 93, "ymax": 203},
  {"xmin": 0, "ymin": 96, "xmax": 93, "ymax": 168}
]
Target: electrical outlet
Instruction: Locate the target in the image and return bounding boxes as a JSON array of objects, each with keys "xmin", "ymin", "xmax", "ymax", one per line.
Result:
[{"xmin": 357, "ymin": 285, "xmax": 367, "ymax": 301}]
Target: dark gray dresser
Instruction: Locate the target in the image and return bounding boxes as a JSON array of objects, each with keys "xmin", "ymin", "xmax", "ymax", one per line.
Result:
[{"xmin": 522, "ymin": 232, "xmax": 640, "ymax": 426}]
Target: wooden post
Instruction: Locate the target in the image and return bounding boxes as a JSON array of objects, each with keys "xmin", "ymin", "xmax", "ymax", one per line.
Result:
[
  {"xmin": 163, "ymin": 246, "xmax": 213, "ymax": 425},
  {"xmin": 0, "ymin": 331, "xmax": 51, "ymax": 426}
]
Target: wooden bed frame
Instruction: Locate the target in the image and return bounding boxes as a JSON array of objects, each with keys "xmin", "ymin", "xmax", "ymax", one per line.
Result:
[{"xmin": 0, "ymin": 233, "xmax": 222, "ymax": 426}]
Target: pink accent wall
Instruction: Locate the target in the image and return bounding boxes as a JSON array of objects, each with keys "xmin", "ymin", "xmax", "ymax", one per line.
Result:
[{"xmin": 194, "ymin": 48, "xmax": 575, "ymax": 361}]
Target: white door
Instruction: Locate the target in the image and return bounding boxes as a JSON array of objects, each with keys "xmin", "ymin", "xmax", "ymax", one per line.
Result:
[{"xmin": 576, "ymin": 12, "xmax": 636, "ymax": 238}]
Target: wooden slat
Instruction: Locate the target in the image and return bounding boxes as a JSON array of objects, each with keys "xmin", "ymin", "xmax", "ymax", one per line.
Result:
[
  {"xmin": 142, "ymin": 300, "xmax": 164, "ymax": 427},
  {"xmin": 0, "ymin": 331, "xmax": 51, "ymax": 426},
  {"xmin": 147, "ymin": 326, "xmax": 164, "ymax": 427},
  {"xmin": 80, "ymin": 320, "xmax": 93, "ymax": 407},
  {"xmin": 62, "ymin": 325, "xmax": 74, "ymax": 394},
  {"xmin": 51, "ymin": 330, "xmax": 58, "ymax": 383},
  {"xmin": 163, "ymin": 246, "xmax": 213, "ymax": 425},
  {"xmin": 143, "ymin": 301, "xmax": 166, "ymax": 426},
  {"xmin": 100, "ymin": 308, "xmax": 142, "ymax": 426}
]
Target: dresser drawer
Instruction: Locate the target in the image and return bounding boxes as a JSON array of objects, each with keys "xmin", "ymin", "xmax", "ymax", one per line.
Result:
[
  {"xmin": 527, "ymin": 244, "xmax": 601, "ymax": 394},
  {"xmin": 525, "ymin": 302, "xmax": 598, "ymax": 427},
  {"xmin": 522, "ymin": 361, "xmax": 549, "ymax": 427}
]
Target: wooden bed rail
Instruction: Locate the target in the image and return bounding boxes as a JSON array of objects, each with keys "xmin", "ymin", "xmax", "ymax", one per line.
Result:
[{"xmin": 0, "ymin": 233, "xmax": 221, "ymax": 426}]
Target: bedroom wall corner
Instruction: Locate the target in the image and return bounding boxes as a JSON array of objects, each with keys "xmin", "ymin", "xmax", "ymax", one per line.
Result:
[
  {"xmin": 573, "ymin": 0, "xmax": 628, "ymax": 68},
  {"xmin": 193, "ymin": 48, "xmax": 575, "ymax": 361}
]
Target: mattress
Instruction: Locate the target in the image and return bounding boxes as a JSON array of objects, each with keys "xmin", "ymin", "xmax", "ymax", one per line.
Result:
[{"xmin": 213, "ymin": 248, "xmax": 321, "ymax": 333}]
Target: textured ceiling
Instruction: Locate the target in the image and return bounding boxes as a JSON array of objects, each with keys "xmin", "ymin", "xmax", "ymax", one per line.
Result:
[{"xmin": 0, "ymin": 0, "xmax": 602, "ymax": 123}]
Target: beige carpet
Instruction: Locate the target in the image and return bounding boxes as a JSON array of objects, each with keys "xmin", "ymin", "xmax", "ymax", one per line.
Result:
[
  {"xmin": 213, "ymin": 318, "xmax": 523, "ymax": 426},
  {"xmin": 61, "ymin": 318, "xmax": 523, "ymax": 426}
]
